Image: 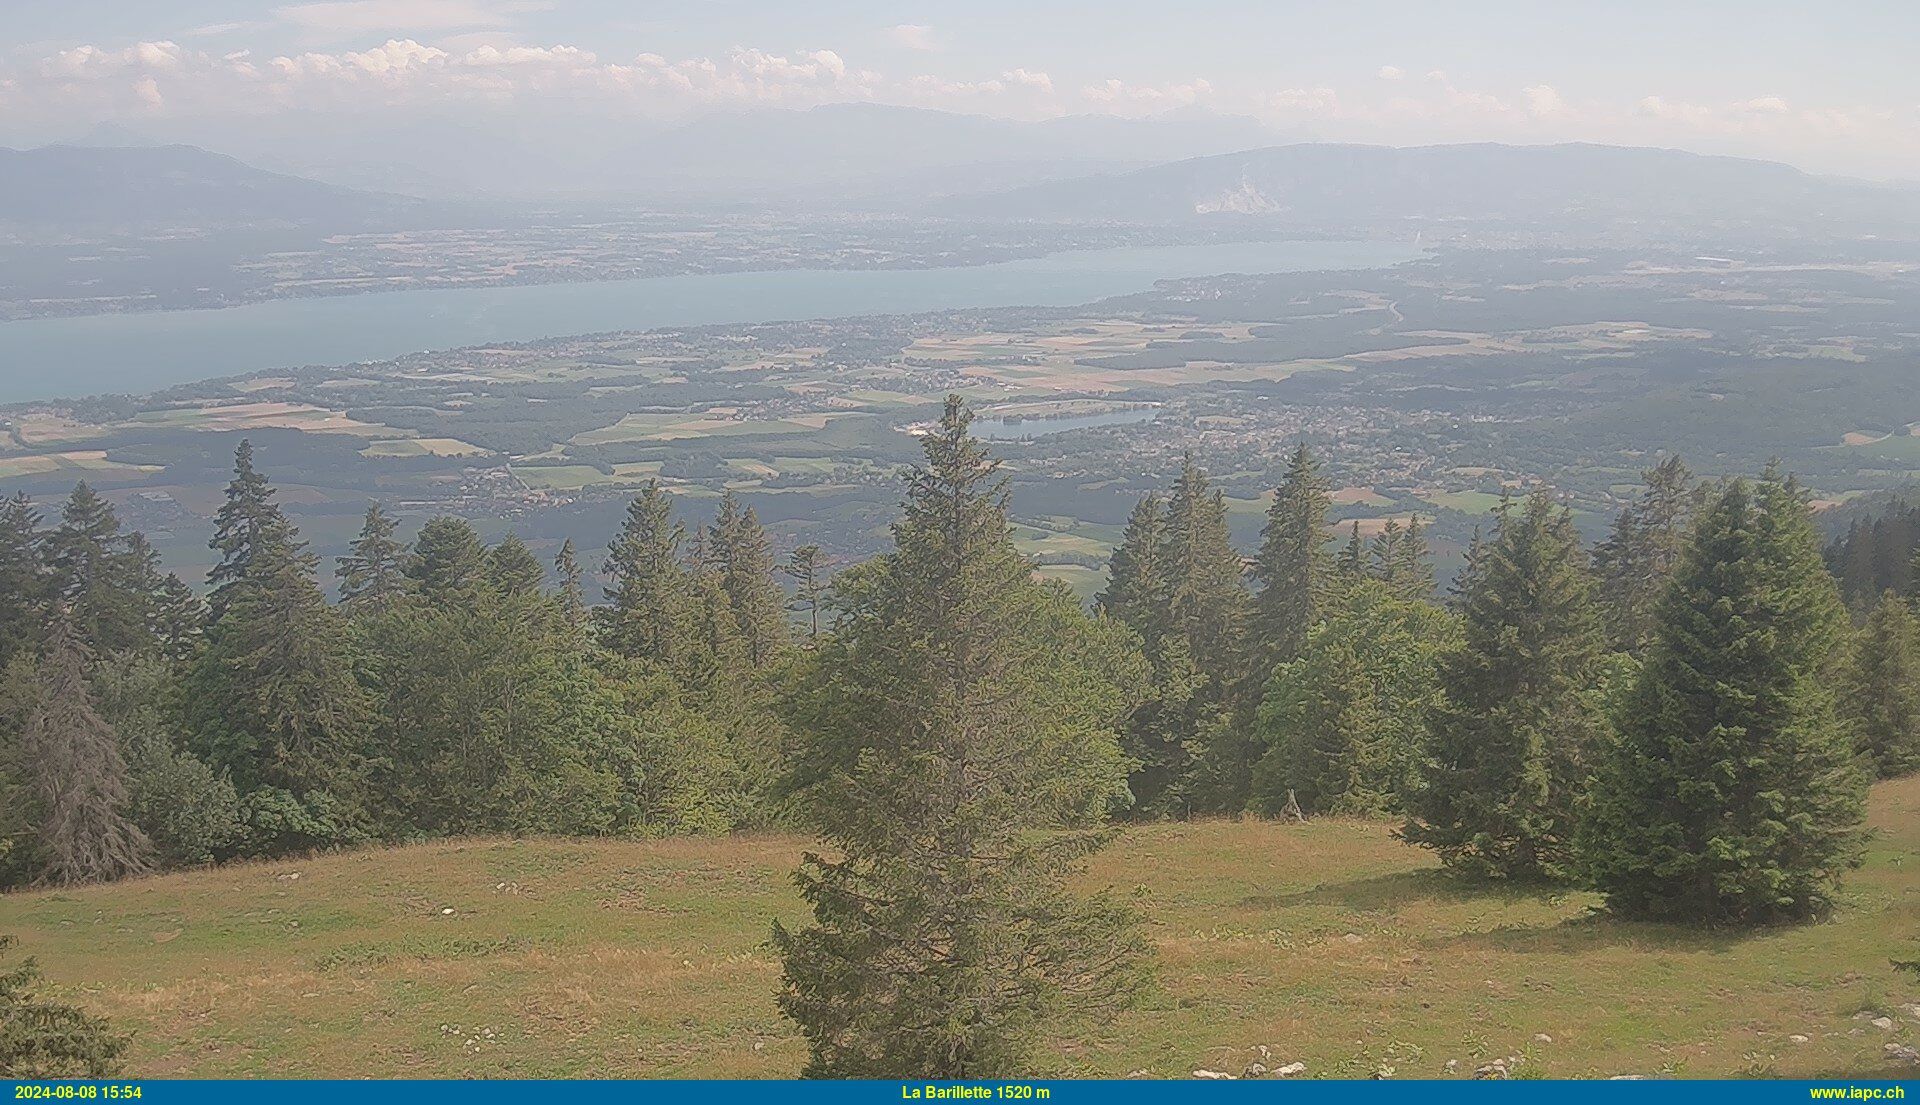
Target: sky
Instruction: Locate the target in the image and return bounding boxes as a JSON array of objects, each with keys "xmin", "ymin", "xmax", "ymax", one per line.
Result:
[{"xmin": 5, "ymin": 0, "xmax": 1919, "ymax": 179}]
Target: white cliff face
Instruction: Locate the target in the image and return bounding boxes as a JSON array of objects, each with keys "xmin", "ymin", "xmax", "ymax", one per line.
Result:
[{"xmin": 1194, "ymin": 175, "xmax": 1282, "ymax": 215}]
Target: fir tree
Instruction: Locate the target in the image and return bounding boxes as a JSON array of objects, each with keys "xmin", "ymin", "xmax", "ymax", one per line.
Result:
[
  {"xmin": 1593, "ymin": 455, "xmax": 1698, "ymax": 652},
  {"xmin": 554, "ymin": 539, "xmax": 587, "ymax": 626},
  {"xmin": 407, "ymin": 517, "xmax": 488, "ymax": 606},
  {"xmin": 185, "ymin": 510, "xmax": 372, "ymax": 828},
  {"xmin": 1335, "ymin": 520, "xmax": 1366, "ymax": 583},
  {"xmin": 707, "ymin": 492, "xmax": 787, "ymax": 666},
  {"xmin": 1402, "ymin": 490, "xmax": 1604, "ymax": 880},
  {"xmin": 1584, "ymin": 474, "xmax": 1868, "ymax": 923},
  {"xmin": 603, "ymin": 481, "xmax": 694, "ymax": 665},
  {"xmin": 0, "ymin": 936, "xmax": 128, "ymax": 1077},
  {"xmin": 206, "ymin": 440, "xmax": 280, "ymax": 623},
  {"xmin": 45, "ymin": 483, "xmax": 151, "ymax": 656},
  {"xmin": 21, "ymin": 616, "xmax": 151, "ymax": 885},
  {"xmin": 1250, "ymin": 444, "xmax": 1332, "ymax": 678},
  {"xmin": 1161, "ymin": 456, "xmax": 1248, "ymax": 685},
  {"xmin": 783, "ymin": 544, "xmax": 826, "ymax": 642},
  {"xmin": 149, "ymin": 574, "xmax": 204, "ymax": 663},
  {"xmin": 1251, "ymin": 581, "xmax": 1455, "ymax": 817},
  {"xmin": 1097, "ymin": 492, "xmax": 1169, "ymax": 644},
  {"xmin": 1844, "ymin": 591, "xmax": 1920, "ymax": 778},
  {"xmin": 336, "ymin": 504, "xmax": 411, "ymax": 613},
  {"xmin": 0, "ymin": 494, "xmax": 48, "ymax": 669},
  {"xmin": 774, "ymin": 397, "xmax": 1150, "ymax": 1077},
  {"xmin": 487, "ymin": 534, "xmax": 546, "ymax": 598}
]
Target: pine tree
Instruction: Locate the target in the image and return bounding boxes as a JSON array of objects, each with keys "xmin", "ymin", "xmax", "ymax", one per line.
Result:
[
  {"xmin": 707, "ymin": 492, "xmax": 787, "ymax": 666},
  {"xmin": 1593, "ymin": 455, "xmax": 1698, "ymax": 652},
  {"xmin": 783, "ymin": 544, "xmax": 826, "ymax": 642},
  {"xmin": 149, "ymin": 574, "xmax": 204, "ymax": 663},
  {"xmin": 1161, "ymin": 457, "xmax": 1248, "ymax": 685},
  {"xmin": 1387, "ymin": 515, "xmax": 1434, "ymax": 598},
  {"xmin": 1844, "ymin": 591, "xmax": 1920, "ymax": 778},
  {"xmin": 1584, "ymin": 474, "xmax": 1868, "ymax": 923},
  {"xmin": 206, "ymin": 440, "xmax": 280, "ymax": 624},
  {"xmin": 1250, "ymin": 444, "xmax": 1332, "ymax": 678},
  {"xmin": 603, "ymin": 481, "xmax": 693, "ymax": 665},
  {"xmin": 774, "ymin": 397, "xmax": 1150, "ymax": 1077},
  {"xmin": 45, "ymin": 483, "xmax": 151, "ymax": 656},
  {"xmin": 487, "ymin": 534, "xmax": 546, "ymax": 598},
  {"xmin": 1402, "ymin": 490, "xmax": 1605, "ymax": 880},
  {"xmin": 21, "ymin": 616, "xmax": 151, "ymax": 885},
  {"xmin": 555, "ymin": 539, "xmax": 588, "ymax": 627},
  {"xmin": 1097, "ymin": 492, "xmax": 1169, "ymax": 643},
  {"xmin": 407, "ymin": 517, "xmax": 488, "ymax": 606},
  {"xmin": 185, "ymin": 504, "xmax": 372, "ymax": 835},
  {"xmin": 0, "ymin": 936, "xmax": 128, "ymax": 1077},
  {"xmin": 1335, "ymin": 520, "xmax": 1365, "ymax": 583},
  {"xmin": 1251, "ymin": 581, "xmax": 1455, "ymax": 817},
  {"xmin": 336, "ymin": 503, "xmax": 411, "ymax": 613},
  {"xmin": 0, "ymin": 494, "xmax": 48, "ymax": 669}
]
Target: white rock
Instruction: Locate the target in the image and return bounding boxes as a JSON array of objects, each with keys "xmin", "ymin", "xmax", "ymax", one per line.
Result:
[
  {"xmin": 1274, "ymin": 1062, "xmax": 1306, "ymax": 1078},
  {"xmin": 1533, "ymin": 1033, "xmax": 1554, "ymax": 1044},
  {"xmin": 440, "ymin": 907, "xmax": 455, "ymax": 915},
  {"xmin": 1243, "ymin": 1063, "xmax": 1268, "ymax": 1078},
  {"xmin": 1789, "ymin": 1035, "xmax": 1811, "ymax": 1045},
  {"xmin": 1342, "ymin": 932, "xmax": 1364, "ymax": 945},
  {"xmin": 1871, "ymin": 1017, "xmax": 1896, "ymax": 1031},
  {"xmin": 1886, "ymin": 1043, "xmax": 1920, "ymax": 1065},
  {"xmin": 1193, "ymin": 1070, "xmax": 1234, "ymax": 1080},
  {"xmin": 1444, "ymin": 1059, "xmax": 1459, "ymax": 1073}
]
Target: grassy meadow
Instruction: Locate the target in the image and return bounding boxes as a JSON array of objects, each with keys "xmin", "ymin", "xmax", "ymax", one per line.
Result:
[{"xmin": 6, "ymin": 776, "xmax": 1917, "ymax": 1080}]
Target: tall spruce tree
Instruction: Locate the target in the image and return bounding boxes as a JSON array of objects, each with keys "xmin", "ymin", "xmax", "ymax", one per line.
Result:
[
  {"xmin": 1098, "ymin": 492, "xmax": 1170, "ymax": 644},
  {"xmin": 707, "ymin": 492, "xmax": 787, "ymax": 666},
  {"xmin": 1251, "ymin": 580, "xmax": 1455, "ymax": 818},
  {"xmin": 1161, "ymin": 456, "xmax": 1248, "ymax": 684},
  {"xmin": 774, "ymin": 397, "xmax": 1150, "ymax": 1077},
  {"xmin": 1584, "ymin": 474, "xmax": 1868, "ymax": 922},
  {"xmin": 407, "ymin": 517, "xmax": 488, "ymax": 606},
  {"xmin": 21, "ymin": 617, "xmax": 151, "ymax": 885},
  {"xmin": 1250, "ymin": 444, "xmax": 1332, "ymax": 678},
  {"xmin": 185, "ymin": 495, "xmax": 372, "ymax": 840},
  {"xmin": 336, "ymin": 503, "xmax": 411, "ymax": 613},
  {"xmin": 603, "ymin": 481, "xmax": 694, "ymax": 665},
  {"xmin": 206, "ymin": 440, "xmax": 280, "ymax": 623},
  {"xmin": 487, "ymin": 534, "xmax": 546, "ymax": 598},
  {"xmin": 149, "ymin": 574, "xmax": 204, "ymax": 663},
  {"xmin": 1593, "ymin": 455, "xmax": 1698, "ymax": 652},
  {"xmin": 1402, "ymin": 490, "xmax": 1604, "ymax": 880},
  {"xmin": 783, "ymin": 545, "xmax": 826, "ymax": 642},
  {"xmin": 554, "ymin": 539, "xmax": 587, "ymax": 627},
  {"xmin": 1844, "ymin": 591, "xmax": 1920, "ymax": 778},
  {"xmin": 45, "ymin": 483, "xmax": 152, "ymax": 656},
  {"xmin": 0, "ymin": 494, "xmax": 48, "ymax": 669}
]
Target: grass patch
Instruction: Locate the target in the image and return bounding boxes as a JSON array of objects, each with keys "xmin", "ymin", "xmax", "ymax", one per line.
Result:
[{"xmin": 3, "ymin": 778, "xmax": 1915, "ymax": 1078}]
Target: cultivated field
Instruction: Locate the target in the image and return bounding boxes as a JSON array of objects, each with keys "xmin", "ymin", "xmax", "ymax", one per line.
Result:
[{"xmin": 5, "ymin": 778, "xmax": 1917, "ymax": 1080}]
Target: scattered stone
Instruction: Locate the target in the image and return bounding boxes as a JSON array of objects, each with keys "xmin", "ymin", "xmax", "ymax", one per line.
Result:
[
  {"xmin": 1474, "ymin": 1060, "xmax": 1509, "ymax": 1080},
  {"xmin": 277, "ymin": 872, "xmax": 301, "ymax": 881},
  {"xmin": 1243, "ymin": 1063, "xmax": 1269, "ymax": 1079},
  {"xmin": 439, "ymin": 907, "xmax": 455, "ymax": 915},
  {"xmin": 1342, "ymin": 932, "xmax": 1365, "ymax": 945},
  {"xmin": 1533, "ymin": 1033, "xmax": 1554, "ymax": 1044},
  {"xmin": 1124, "ymin": 1070, "xmax": 1152, "ymax": 1080},
  {"xmin": 1871, "ymin": 1017, "xmax": 1896, "ymax": 1031},
  {"xmin": 1608, "ymin": 1075, "xmax": 1648, "ymax": 1081},
  {"xmin": 1789, "ymin": 1035, "xmax": 1811, "ymax": 1045},
  {"xmin": 1886, "ymin": 1043, "xmax": 1920, "ymax": 1066},
  {"xmin": 1373, "ymin": 1065, "xmax": 1396, "ymax": 1079},
  {"xmin": 1444, "ymin": 1059, "xmax": 1459, "ymax": 1074},
  {"xmin": 1903, "ymin": 1004, "xmax": 1920, "ymax": 1021},
  {"xmin": 1274, "ymin": 1062, "xmax": 1306, "ymax": 1078},
  {"xmin": 1192, "ymin": 1070, "xmax": 1234, "ymax": 1080}
]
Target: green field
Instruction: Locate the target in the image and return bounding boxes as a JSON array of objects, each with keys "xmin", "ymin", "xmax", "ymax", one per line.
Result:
[
  {"xmin": 1421, "ymin": 490, "xmax": 1508, "ymax": 515},
  {"xmin": 5, "ymin": 778, "xmax": 1916, "ymax": 1080}
]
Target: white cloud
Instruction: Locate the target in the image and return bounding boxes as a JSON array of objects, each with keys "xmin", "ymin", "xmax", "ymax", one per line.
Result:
[
  {"xmin": 1523, "ymin": 84, "xmax": 1565, "ymax": 117},
  {"xmin": 885, "ymin": 24, "xmax": 938, "ymax": 52},
  {"xmin": 1376, "ymin": 65, "xmax": 1404, "ymax": 81},
  {"xmin": 1080, "ymin": 77, "xmax": 1214, "ymax": 113}
]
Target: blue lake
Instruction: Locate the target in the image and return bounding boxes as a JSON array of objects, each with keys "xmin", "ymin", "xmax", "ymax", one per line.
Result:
[{"xmin": 0, "ymin": 238, "xmax": 1423, "ymax": 402}]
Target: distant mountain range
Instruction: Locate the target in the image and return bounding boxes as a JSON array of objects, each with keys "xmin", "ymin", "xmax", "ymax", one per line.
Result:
[
  {"xmin": 49, "ymin": 105, "xmax": 1287, "ymax": 204},
  {"xmin": 941, "ymin": 142, "xmax": 1920, "ymax": 236},
  {"xmin": 0, "ymin": 143, "xmax": 425, "ymax": 229}
]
